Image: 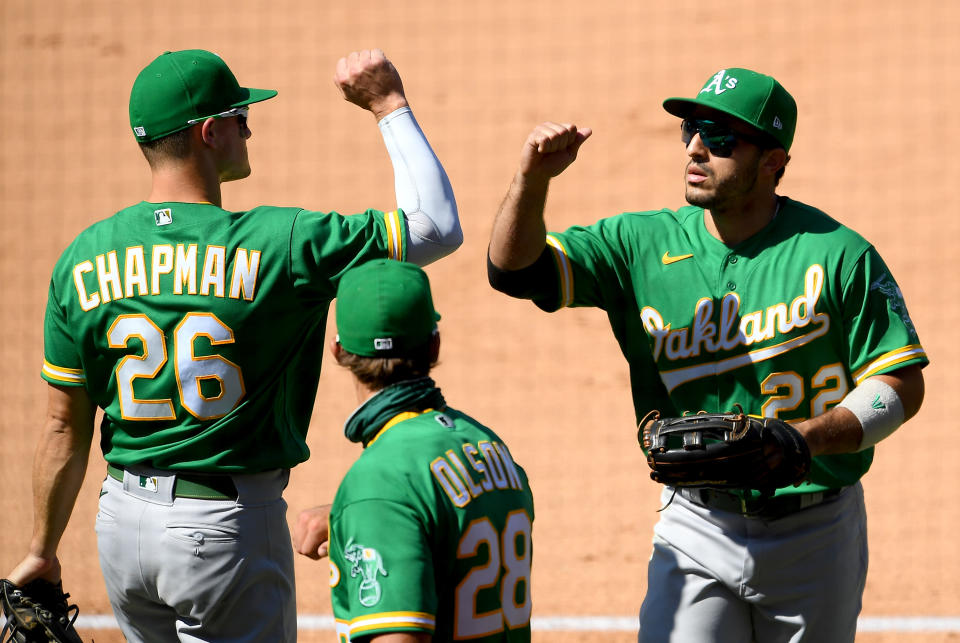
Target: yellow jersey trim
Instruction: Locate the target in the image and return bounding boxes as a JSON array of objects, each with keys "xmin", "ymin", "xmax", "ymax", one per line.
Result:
[
  {"xmin": 349, "ymin": 611, "xmax": 436, "ymax": 635},
  {"xmin": 367, "ymin": 408, "xmax": 434, "ymax": 447},
  {"xmin": 41, "ymin": 361, "xmax": 85, "ymax": 385},
  {"xmin": 853, "ymin": 344, "xmax": 927, "ymax": 384},
  {"xmin": 545, "ymin": 234, "xmax": 573, "ymax": 308},
  {"xmin": 384, "ymin": 210, "xmax": 404, "ymax": 260}
]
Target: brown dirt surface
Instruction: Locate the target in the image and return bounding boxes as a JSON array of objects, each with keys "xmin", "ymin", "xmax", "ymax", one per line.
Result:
[{"xmin": 2, "ymin": 0, "xmax": 958, "ymax": 640}]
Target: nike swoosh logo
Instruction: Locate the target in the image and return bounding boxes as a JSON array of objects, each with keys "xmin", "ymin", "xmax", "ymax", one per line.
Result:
[{"xmin": 662, "ymin": 251, "xmax": 694, "ymax": 265}]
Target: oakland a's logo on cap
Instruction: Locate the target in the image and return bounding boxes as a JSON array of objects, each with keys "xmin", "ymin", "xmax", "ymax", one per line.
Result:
[{"xmin": 700, "ymin": 69, "xmax": 739, "ymax": 95}]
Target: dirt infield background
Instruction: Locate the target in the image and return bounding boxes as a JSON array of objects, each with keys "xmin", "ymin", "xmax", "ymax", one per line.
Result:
[{"xmin": 2, "ymin": 1, "xmax": 958, "ymax": 640}]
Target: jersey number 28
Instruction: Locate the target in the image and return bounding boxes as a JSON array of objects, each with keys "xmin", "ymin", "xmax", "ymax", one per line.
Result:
[{"xmin": 455, "ymin": 509, "xmax": 532, "ymax": 638}]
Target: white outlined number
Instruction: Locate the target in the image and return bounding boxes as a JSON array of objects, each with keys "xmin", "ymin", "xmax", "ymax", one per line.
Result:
[
  {"xmin": 109, "ymin": 313, "xmax": 245, "ymax": 420},
  {"xmin": 760, "ymin": 363, "xmax": 849, "ymax": 420},
  {"xmin": 455, "ymin": 510, "xmax": 532, "ymax": 638}
]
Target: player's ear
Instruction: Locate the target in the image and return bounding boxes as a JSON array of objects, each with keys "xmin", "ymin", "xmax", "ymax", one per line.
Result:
[
  {"xmin": 199, "ymin": 118, "xmax": 220, "ymax": 148},
  {"xmin": 329, "ymin": 337, "xmax": 344, "ymax": 363},
  {"xmin": 760, "ymin": 147, "xmax": 788, "ymax": 178}
]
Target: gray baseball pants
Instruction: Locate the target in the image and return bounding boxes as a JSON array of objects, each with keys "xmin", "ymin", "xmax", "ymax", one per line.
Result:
[
  {"xmin": 95, "ymin": 466, "xmax": 296, "ymax": 643},
  {"xmin": 638, "ymin": 483, "xmax": 867, "ymax": 643}
]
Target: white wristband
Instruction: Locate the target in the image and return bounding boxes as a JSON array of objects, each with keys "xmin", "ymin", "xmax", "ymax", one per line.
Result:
[{"xmin": 837, "ymin": 378, "xmax": 905, "ymax": 451}]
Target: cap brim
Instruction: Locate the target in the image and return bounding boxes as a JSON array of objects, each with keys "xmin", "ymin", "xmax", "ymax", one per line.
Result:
[
  {"xmin": 663, "ymin": 97, "xmax": 753, "ymax": 129},
  {"xmin": 662, "ymin": 97, "xmax": 699, "ymax": 118},
  {"xmin": 232, "ymin": 87, "xmax": 278, "ymax": 108}
]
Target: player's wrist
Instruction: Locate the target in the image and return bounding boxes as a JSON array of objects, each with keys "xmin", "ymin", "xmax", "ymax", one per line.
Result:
[{"xmin": 371, "ymin": 95, "xmax": 409, "ymax": 121}]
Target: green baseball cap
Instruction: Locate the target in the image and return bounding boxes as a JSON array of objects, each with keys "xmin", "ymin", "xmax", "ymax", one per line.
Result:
[
  {"xmin": 336, "ymin": 259, "xmax": 441, "ymax": 357},
  {"xmin": 129, "ymin": 49, "xmax": 278, "ymax": 143},
  {"xmin": 663, "ymin": 68, "xmax": 797, "ymax": 151}
]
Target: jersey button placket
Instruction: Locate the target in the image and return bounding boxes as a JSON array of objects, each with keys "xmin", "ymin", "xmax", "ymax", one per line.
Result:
[{"xmin": 724, "ymin": 254, "xmax": 738, "ymax": 291}]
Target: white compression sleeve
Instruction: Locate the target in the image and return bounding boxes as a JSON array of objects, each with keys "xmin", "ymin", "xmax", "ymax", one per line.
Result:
[
  {"xmin": 837, "ymin": 378, "xmax": 906, "ymax": 451},
  {"xmin": 378, "ymin": 107, "xmax": 462, "ymax": 266}
]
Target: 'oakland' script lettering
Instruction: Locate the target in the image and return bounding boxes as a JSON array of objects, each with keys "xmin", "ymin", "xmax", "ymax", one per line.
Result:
[{"xmin": 641, "ymin": 264, "xmax": 827, "ymax": 363}]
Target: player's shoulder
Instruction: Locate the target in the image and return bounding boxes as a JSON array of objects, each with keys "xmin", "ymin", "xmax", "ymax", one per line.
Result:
[
  {"xmin": 777, "ymin": 197, "xmax": 873, "ymax": 251},
  {"xmin": 612, "ymin": 206, "xmax": 694, "ymax": 226},
  {"xmin": 568, "ymin": 206, "xmax": 696, "ymax": 239},
  {"xmin": 358, "ymin": 407, "xmax": 514, "ymax": 470}
]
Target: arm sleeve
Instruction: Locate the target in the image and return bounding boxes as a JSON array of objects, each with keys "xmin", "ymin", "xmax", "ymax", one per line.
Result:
[
  {"xmin": 378, "ymin": 107, "xmax": 462, "ymax": 267},
  {"xmin": 487, "ymin": 246, "xmax": 559, "ymax": 301},
  {"xmin": 842, "ymin": 247, "xmax": 928, "ymax": 383},
  {"xmin": 329, "ymin": 499, "xmax": 437, "ymax": 639}
]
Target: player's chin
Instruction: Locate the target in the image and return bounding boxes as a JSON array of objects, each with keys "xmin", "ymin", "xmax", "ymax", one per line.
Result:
[
  {"xmin": 684, "ymin": 185, "xmax": 716, "ymax": 209},
  {"xmin": 223, "ymin": 165, "xmax": 252, "ymax": 182}
]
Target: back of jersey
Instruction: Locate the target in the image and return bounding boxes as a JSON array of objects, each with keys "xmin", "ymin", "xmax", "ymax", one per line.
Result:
[
  {"xmin": 41, "ymin": 201, "xmax": 399, "ymax": 473},
  {"xmin": 329, "ymin": 407, "xmax": 535, "ymax": 641}
]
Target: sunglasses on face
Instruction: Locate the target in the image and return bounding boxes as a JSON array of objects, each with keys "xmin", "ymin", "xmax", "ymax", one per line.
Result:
[
  {"xmin": 680, "ymin": 119, "xmax": 763, "ymax": 157},
  {"xmin": 187, "ymin": 106, "xmax": 249, "ymax": 127}
]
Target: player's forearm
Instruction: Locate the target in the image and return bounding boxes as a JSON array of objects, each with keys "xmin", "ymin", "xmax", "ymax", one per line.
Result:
[
  {"xmin": 793, "ymin": 407, "xmax": 863, "ymax": 457},
  {"xmin": 379, "ymin": 107, "xmax": 462, "ymax": 266},
  {"xmin": 488, "ymin": 170, "xmax": 550, "ymax": 270},
  {"xmin": 795, "ymin": 365, "xmax": 924, "ymax": 457},
  {"xmin": 29, "ymin": 387, "xmax": 95, "ymax": 559}
]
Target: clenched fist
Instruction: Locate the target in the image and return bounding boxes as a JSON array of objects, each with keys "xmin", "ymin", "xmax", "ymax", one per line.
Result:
[
  {"xmin": 519, "ymin": 121, "xmax": 593, "ymax": 181},
  {"xmin": 334, "ymin": 49, "xmax": 409, "ymax": 121}
]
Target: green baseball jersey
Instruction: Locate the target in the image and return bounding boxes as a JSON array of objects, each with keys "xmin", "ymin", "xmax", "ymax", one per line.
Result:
[
  {"xmin": 40, "ymin": 201, "xmax": 407, "ymax": 472},
  {"xmin": 329, "ymin": 408, "xmax": 535, "ymax": 641},
  {"xmin": 533, "ymin": 197, "xmax": 927, "ymax": 492}
]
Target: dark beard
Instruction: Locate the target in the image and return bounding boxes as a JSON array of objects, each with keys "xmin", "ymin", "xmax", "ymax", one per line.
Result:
[{"xmin": 684, "ymin": 160, "xmax": 760, "ymax": 211}]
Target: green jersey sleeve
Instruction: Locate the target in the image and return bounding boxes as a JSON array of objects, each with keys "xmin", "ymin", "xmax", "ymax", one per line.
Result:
[
  {"xmin": 290, "ymin": 208, "xmax": 408, "ymax": 299},
  {"xmin": 535, "ymin": 216, "xmax": 637, "ymax": 312},
  {"xmin": 330, "ymin": 498, "xmax": 437, "ymax": 640},
  {"xmin": 842, "ymin": 247, "xmax": 928, "ymax": 382},
  {"xmin": 40, "ymin": 278, "xmax": 85, "ymax": 387}
]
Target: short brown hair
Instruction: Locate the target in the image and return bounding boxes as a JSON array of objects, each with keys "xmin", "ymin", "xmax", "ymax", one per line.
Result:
[
  {"xmin": 335, "ymin": 345, "xmax": 437, "ymax": 390},
  {"xmin": 138, "ymin": 127, "xmax": 193, "ymax": 167}
]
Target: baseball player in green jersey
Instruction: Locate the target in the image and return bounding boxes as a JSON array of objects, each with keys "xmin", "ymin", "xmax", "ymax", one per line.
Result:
[
  {"xmin": 292, "ymin": 259, "xmax": 535, "ymax": 642},
  {"xmin": 4, "ymin": 48, "xmax": 461, "ymax": 642},
  {"xmin": 487, "ymin": 68, "xmax": 926, "ymax": 642}
]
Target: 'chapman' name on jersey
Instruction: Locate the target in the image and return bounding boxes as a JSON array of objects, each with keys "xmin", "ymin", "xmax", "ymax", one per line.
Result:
[{"xmin": 70, "ymin": 243, "xmax": 262, "ymax": 311}]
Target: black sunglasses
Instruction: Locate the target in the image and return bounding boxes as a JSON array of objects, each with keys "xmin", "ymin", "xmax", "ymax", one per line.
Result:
[{"xmin": 680, "ymin": 119, "xmax": 765, "ymax": 157}]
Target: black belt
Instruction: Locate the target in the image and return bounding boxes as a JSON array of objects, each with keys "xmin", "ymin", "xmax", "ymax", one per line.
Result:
[
  {"xmin": 680, "ymin": 487, "xmax": 844, "ymax": 520},
  {"xmin": 107, "ymin": 464, "xmax": 238, "ymax": 500}
]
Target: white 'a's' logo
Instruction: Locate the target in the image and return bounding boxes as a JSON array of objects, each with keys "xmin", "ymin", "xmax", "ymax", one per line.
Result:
[{"xmin": 700, "ymin": 69, "xmax": 739, "ymax": 96}]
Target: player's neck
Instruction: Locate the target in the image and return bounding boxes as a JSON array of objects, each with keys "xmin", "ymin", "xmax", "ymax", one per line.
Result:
[
  {"xmin": 354, "ymin": 378, "xmax": 381, "ymax": 405},
  {"xmin": 705, "ymin": 194, "xmax": 779, "ymax": 246},
  {"xmin": 147, "ymin": 162, "xmax": 224, "ymax": 208}
]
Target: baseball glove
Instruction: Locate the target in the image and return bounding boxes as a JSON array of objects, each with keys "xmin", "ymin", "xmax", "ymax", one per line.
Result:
[
  {"xmin": 0, "ymin": 579, "xmax": 83, "ymax": 643},
  {"xmin": 639, "ymin": 405, "xmax": 811, "ymax": 492}
]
